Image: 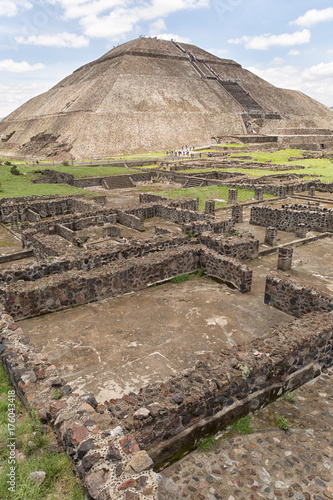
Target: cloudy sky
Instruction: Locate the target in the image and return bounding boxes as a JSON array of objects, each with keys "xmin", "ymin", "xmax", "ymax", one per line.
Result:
[{"xmin": 1, "ymin": 0, "xmax": 333, "ymax": 116}]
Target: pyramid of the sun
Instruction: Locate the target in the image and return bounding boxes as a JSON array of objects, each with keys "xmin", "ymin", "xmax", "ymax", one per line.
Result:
[{"xmin": 1, "ymin": 37, "xmax": 333, "ymax": 159}]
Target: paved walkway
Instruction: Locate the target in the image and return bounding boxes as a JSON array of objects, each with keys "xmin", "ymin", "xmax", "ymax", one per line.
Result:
[{"xmin": 160, "ymin": 371, "xmax": 333, "ymax": 500}]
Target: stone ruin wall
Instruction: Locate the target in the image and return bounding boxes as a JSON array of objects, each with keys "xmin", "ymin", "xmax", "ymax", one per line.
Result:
[
  {"xmin": 1, "ymin": 191, "xmax": 333, "ymax": 498},
  {"xmin": 115, "ymin": 210, "xmax": 144, "ymax": 232},
  {"xmin": 0, "ymin": 246, "xmax": 253, "ymax": 320},
  {"xmin": 199, "ymin": 232, "xmax": 259, "ymax": 260},
  {"xmin": 1, "ymin": 305, "xmax": 331, "ymax": 498},
  {"xmin": 265, "ymin": 275, "xmax": 333, "ymax": 317},
  {"xmin": 0, "ymin": 195, "xmax": 105, "ymax": 224},
  {"xmin": 0, "ymin": 231, "xmax": 259, "ymax": 287},
  {"xmin": 54, "ymin": 224, "xmax": 84, "ymax": 248},
  {"xmin": 0, "ymin": 190, "xmax": 333, "ymax": 498},
  {"xmin": 250, "ymin": 204, "xmax": 333, "ymax": 232}
]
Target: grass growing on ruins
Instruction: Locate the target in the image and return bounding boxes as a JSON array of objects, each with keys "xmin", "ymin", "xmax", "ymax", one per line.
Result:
[
  {"xmin": 197, "ymin": 436, "xmax": 217, "ymax": 452},
  {"xmin": 0, "ymin": 169, "xmax": 94, "ymax": 199},
  {"xmin": 158, "ymin": 185, "xmax": 272, "ymax": 210},
  {"xmin": 282, "ymin": 391, "xmax": 297, "ymax": 404},
  {"xmin": 0, "ymin": 364, "xmax": 86, "ymax": 499},
  {"xmin": 232, "ymin": 415, "xmax": 254, "ymax": 434},
  {"xmin": 51, "ymin": 165, "xmax": 140, "ymax": 178},
  {"xmin": 227, "ymin": 149, "xmax": 333, "ymax": 183},
  {"xmin": 170, "ymin": 268, "xmax": 205, "ymax": 283},
  {"xmin": 277, "ymin": 415, "xmax": 290, "ymax": 431},
  {"xmin": 0, "ymin": 159, "xmax": 139, "ymax": 198}
]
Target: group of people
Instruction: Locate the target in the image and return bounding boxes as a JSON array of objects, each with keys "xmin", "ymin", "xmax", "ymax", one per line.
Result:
[{"xmin": 166, "ymin": 145, "xmax": 197, "ymax": 158}]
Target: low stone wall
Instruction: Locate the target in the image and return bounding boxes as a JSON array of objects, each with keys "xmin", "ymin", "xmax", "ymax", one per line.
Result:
[
  {"xmin": 1, "ymin": 195, "xmax": 102, "ymax": 223},
  {"xmin": 200, "ymin": 247, "xmax": 252, "ymax": 292},
  {"xmin": 250, "ymin": 204, "xmax": 333, "ymax": 232},
  {"xmin": 199, "ymin": 232, "xmax": 259, "ymax": 260},
  {"xmin": 31, "ymin": 234, "xmax": 75, "ymax": 259},
  {"xmin": 55, "ymin": 224, "xmax": 83, "ymax": 247},
  {"xmin": 317, "ymin": 183, "xmax": 333, "ymax": 193},
  {"xmin": 0, "ymin": 234, "xmax": 191, "ymax": 284},
  {"xmin": 183, "ymin": 218, "xmax": 233, "ymax": 235},
  {"xmin": 21, "ymin": 208, "xmax": 118, "ymax": 247},
  {"xmin": 102, "ymin": 310, "xmax": 333, "ymax": 466},
  {"xmin": 264, "ymin": 275, "xmax": 333, "ymax": 317},
  {"xmin": 0, "ymin": 247, "xmax": 252, "ymax": 320},
  {"xmin": 116, "ymin": 210, "xmax": 145, "ymax": 232},
  {"xmin": 72, "ymin": 177, "xmax": 102, "ymax": 188},
  {"xmin": 1, "ymin": 197, "xmax": 74, "ymax": 222},
  {"xmin": 130, "ymin": 172, "xmax": 156, "ymax": 183},
  {"xmin": 32, "ymin": 169, "xmax": 74, "ymax": 185},
  {"xmin": 139, "ymin": 193, "xmax": 167, "ymax": 204}
]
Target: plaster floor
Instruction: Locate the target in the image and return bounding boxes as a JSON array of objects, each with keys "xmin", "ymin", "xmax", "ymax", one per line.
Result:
[
  {"xmin": 18, "ymin": 261, "xmax": 294, "ymax": 403},
  {"xmin": 0, "ymin": 225, "xmax": 23, "ymax": 255}
]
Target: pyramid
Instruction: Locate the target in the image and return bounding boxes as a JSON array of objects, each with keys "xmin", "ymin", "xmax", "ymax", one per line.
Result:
[{"xmin": 1, "ymin": 37, "xmax": 333, "ymax": 159}]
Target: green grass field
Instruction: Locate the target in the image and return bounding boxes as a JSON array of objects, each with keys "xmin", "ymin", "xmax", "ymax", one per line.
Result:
[
  {"xmin": 227, "ymin": 149, "xmax": 333, "ymax": 182},
  {"xmin": 158, "ymin": 185, "xmax": 273, "ymax": 210},
  {"xmin": 0, "ymin": 159, "xmax": 142, "ymax": 198},
  {"xmin": 177, "ymin": 149, "xmax": 333, "ymax": 183},
  {"xmin": 1, "ymin": 148, "xmax": 332, "ymax": 199}
]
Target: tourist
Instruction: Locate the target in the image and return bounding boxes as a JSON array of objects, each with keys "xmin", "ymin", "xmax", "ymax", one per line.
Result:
[{"xmin": 36, "ymin": 157, "xmax": 39, "ymax": 165}]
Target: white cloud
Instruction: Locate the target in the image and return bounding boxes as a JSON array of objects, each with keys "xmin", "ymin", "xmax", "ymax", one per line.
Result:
[
  {"xmin": 228, "ymin": 29, "xmax": 311, "ymax": 50},
  {"xmin": 57, "ymin": 0, "xmax": 124, "ymax": 20},
  {"xmin": 15, "ymin": 32, "xmax": 89, "ymax": 48},
  {"xmin": 208, "ymin": 48, "xmax": 229, "ymax": 57},
  {"xmin": 0, "ymin": 0, "xmax": 32, "ymax": 17},
  {"xmin": 0, "ymin": 59, "xmax": 45, "ymax": 72},
  {"xmin": 248, "ymin": 65, "xmax": 300, "ymax": 88},
  {"xmin": 0, "ymin": 80, "xmax": 52, "ymax": 117},
  {"xmin": 270, "ymin": 57, "xmax": 284, "ymax": 66},
  {"xmin": 247, "ymin": 63, "xmax": 333, "ymax": 107},
  {"xmin": 290, "ymin": 7, "xmax": 333, "ymax": 27},
  {"xmin": 149, "ymin": 18, "xmax": 166, "ymax": 35},
  {"xmin": 52, "ymin": 0, "xmax": 209, "ymax": 39},
  {"xmin": 303, "ymin": 61, "xmax": 333, "ymax": 82},
  {"xmin": 288, "ymin": 49, "xmax": 300, "ymax": 56}
]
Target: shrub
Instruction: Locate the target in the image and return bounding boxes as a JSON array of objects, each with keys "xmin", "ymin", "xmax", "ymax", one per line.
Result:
[
  {"xmin": 62, "ymin": 160, "xmax": 69, "ymax": 166},
  {"xmin": 4, "ymin": 160, "xmax": 12, "ymax": 166},
  {"xmin": 278, "ymin": 415, "xmax": 289, "ymax": 430},
  {"xmin": 10, "ymin": 165, "xmax": 21, "ymax": 175}
]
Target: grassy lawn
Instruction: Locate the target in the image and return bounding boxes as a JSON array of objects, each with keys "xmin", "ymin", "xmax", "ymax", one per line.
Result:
[
  {"xmin": 228, "ymin": 149, "xmax": 333, "ymax": 182},
  {"xmin": 0, "ymin": 364, "xmax": 85, "ymax": 499},
  {"xmin": 0, "ymin": 167, "xmax": 95, "ymax": 199},
  {"xmin": 0, "ymin": 159, "xmax": 142, "ymax": 198},
  {"xmin": 158, "ymin": 185, "xmax": 272, "ymax": 210}
]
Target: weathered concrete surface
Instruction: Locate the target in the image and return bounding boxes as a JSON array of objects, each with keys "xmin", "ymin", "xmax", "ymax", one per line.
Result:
[
  {"xmin": 18, "ymin": 274, "xmax": 291, "ymax": 402},
  {"xmin": 160, "ymin": 370, "xmax": 333, "ymax": 500},
  {"xmin": 0, "ymin": 224, "xmax": 22, "ymax": 255}
]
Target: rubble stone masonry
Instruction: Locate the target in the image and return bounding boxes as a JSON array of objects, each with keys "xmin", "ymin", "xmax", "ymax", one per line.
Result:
[{"xmin": 264, "ymin": 275, "xmax": 333, "ymax": 317}]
